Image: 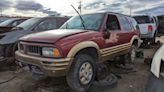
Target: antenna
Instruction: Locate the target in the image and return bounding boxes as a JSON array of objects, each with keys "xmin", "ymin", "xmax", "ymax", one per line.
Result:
[{"xmin": 71, "ymin": 4, "xmax": 86, "ymax": 30}]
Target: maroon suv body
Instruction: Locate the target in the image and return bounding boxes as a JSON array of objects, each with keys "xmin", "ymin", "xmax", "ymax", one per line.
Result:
[{"xmin": 16, "ymin": 12, "xmax": 141, "ymax": 92}]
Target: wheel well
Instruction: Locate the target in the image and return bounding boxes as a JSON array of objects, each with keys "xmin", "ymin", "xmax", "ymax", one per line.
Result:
[
  {"xmin": 75, "ymin": 47, "xmax": 98, "ymax": 62},
  {"xmin": 132, "ymin": 39, "xmax": 138, "ymax": 47}
]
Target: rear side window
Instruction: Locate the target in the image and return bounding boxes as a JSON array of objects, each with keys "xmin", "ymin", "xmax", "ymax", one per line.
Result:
[
  {"xmin": 106, "ymin": 14, "xmax": 121, "ymax": 31},
  {"xmin": 119, "ymin": 15, "xmax": 132, "ymax": 31},
  {"xmin": 127, "ymin": 17, "xmax": 139, "ymax": 30},
  {"xmin": 134, "ymin": 16, "xmax": 153, "ymax": 24}
]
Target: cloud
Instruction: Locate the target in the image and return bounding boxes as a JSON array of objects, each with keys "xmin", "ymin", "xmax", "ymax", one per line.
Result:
[
  {"xmin": 0, "ymin": 0, "xmax": 13, "ymax": 10},
  {"xmin": 15, "ymin": 0, "xmax": 43, "ymax": 11},
  {"xmin": 14, "ymin": 0, "xmax": 60, "ymax": 16}
]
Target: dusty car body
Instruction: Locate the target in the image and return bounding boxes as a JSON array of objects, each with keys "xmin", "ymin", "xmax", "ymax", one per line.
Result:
[
  {"xmin": 0, "ymin": 18, "xmax": 28, "ymax": 33},
  {"xmin": 0, "ymin": 17, "xmax": 69, "ymax": 62},
  {"xmin": 16, "ymin": 12, "xmax": 142, "ymax": 92}
]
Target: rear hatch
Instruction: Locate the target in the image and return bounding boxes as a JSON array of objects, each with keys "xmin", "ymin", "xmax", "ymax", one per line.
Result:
[{"xmin": 134, "ymin": 16, "xmax": 154, "ymax": 34}]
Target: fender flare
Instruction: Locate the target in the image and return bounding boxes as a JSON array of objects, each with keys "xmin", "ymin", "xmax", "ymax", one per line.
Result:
[
  {"xmin": 130, "ymin": 35, "xmax": 142, "ymax": 48},
  {"xmin": 67, "ymin": 41, "xmax": 101, "ymax": 59}
]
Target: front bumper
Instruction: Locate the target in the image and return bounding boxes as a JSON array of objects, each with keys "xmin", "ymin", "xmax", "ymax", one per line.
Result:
[{"xmin": 15, "ymin": 51, "xmax": 73, "ymax": 77}]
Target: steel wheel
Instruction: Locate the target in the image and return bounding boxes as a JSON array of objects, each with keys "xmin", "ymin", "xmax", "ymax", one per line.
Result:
[{"xmin": 79, "ymin": 62, "xmax": 93, "ymax": 85}]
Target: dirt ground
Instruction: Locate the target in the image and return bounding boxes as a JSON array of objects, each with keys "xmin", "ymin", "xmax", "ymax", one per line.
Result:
[{"xmin": 0, "ymin": 47, "xmax": 158, "ymax": 92}]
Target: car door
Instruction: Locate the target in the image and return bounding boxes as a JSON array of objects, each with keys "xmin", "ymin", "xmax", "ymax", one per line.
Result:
[{"xmin": 103, "ymin": 14, "xmax": 123, "ymax": 49}]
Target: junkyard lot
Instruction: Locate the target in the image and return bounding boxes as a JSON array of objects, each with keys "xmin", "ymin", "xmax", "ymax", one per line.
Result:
[{"xmin": 0, "ymin": 48, "xmax": 157, "ymax": 92}]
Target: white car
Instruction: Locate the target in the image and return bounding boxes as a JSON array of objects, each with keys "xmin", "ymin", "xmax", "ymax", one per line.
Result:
[{"xmin": 134, "ymin": 15, "xmax": 158, "ymax": 45}]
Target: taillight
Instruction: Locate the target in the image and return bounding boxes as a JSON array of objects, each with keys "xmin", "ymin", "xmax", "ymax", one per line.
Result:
[{"xmin": 148, "ymin": 25, "xmax": 153, "ymax": 32}]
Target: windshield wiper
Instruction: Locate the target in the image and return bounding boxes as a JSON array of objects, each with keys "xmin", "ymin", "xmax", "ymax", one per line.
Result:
[{"xmin": 71, "ymin": 5, "xmax": 86, "ymax": 30}]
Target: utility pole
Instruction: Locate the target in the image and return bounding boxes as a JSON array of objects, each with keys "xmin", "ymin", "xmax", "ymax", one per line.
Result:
[
  {"xmin": 78, "ymin": 0, "xmax": 82, "ymax": 14},
  {"xmin": 0, "ymin": 8, "xmax": 2, "ymax": 16},
  {"xmin": 130, "ymin": 7, "xmax": 132, "ymax": 16}
]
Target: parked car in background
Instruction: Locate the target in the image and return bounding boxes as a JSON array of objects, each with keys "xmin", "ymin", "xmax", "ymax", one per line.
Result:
[
  {"xmin": 134, "ymin": 15, "xmax": 158, "ymax": 45},
  {"xmin": 15, "ymin": 12, "xmax": 142, "ymax": 92},
  {"xmin": 0, "ymin": 16, "xmax": 69, "ymax": 62},
  {"xmin": 0, "ymin": 18, "xmax": 28, "ymax": 33}
]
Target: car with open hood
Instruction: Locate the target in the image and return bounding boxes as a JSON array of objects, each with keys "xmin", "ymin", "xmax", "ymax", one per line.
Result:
[{"xmin": 15, "ymin": 12, "xmax": 142, "ymax": 92}]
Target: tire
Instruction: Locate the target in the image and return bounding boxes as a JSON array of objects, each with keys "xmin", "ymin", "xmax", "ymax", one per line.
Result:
[
  {"xmin": 150, "ymin": 32, "xmax": 157, "ymax": 45},
  {"xmin": 89, "ymin": 73, "xmax": 118, "ymax": 92},
  {"xmin": 128, "ymin": 45, "xmax": 137, "ymax": 63},
  {"xmin": 66, "ymin": 54, "xmax": 96, "ymax": 92}
]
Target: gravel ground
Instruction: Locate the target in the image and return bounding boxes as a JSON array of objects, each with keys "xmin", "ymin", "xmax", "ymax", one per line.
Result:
[{"xmin": 0, "ymin": 47, "xmax": 158, "ymax": 92}]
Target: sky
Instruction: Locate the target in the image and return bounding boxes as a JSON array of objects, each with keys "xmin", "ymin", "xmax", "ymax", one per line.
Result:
[{"xmin": 0, "ymin": 0, "xmax": 164, "ymax": 17}]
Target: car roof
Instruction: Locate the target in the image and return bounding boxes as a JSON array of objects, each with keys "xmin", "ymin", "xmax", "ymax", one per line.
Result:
[{"xmin": 80, "ymin": 11, "xmax": 130, "ymax": 17}]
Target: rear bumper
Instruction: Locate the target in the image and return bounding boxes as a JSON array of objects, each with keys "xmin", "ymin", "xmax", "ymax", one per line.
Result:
[
  {"xmin": 15, "ymin": 51, "xmax": 73, "ymax": 77},
  {"xmin": 141, "ymin": 33, "xmax": 154, "ymax": 39}
]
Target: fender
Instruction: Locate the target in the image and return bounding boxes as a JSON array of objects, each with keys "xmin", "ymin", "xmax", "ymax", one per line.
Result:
[{"xmin": 67, "ymin": 41, "xmax": 101, "ymax": 59}]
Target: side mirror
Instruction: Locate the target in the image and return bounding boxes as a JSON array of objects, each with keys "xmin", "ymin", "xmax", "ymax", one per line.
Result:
[{"xmin": 103, "ymin": 30, "xmax": 111, "ymax": 39}]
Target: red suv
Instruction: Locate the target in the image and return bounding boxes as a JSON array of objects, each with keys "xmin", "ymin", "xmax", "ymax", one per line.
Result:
[{"xmin": 16, "ymin": 12, "xmax": 141, "ymax": 92}]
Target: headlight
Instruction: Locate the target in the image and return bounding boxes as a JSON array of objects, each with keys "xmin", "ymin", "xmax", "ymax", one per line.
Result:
[{"xmin": 42, "ymin": 47, "xmax": 61, "ymax": 57}]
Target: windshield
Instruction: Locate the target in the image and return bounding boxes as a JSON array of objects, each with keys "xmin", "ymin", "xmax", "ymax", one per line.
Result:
[
  {"xmin": 16, "ymin": 18, "xmax": 41, "ymax": 30},
  {"xmin": 60, "ymin": 13, "xmax": 104, "ymax": 31},
  {"xmin": 0, "ymin": 19, "xmax": 15, "ymax": 27}
]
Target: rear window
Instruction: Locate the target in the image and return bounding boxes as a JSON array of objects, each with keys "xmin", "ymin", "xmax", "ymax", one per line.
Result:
[{"xmin": 134, "ymin": 16, "xmax": 153, "ymax": 24}]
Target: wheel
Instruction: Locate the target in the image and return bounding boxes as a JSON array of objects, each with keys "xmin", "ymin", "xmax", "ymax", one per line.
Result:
[
  {"xmin": 89, "ymin": 73, "xmax": 118, "ymax": 92},
  {"xmin": 128, "ymin": 45, "xmax": 137, "ymax": 63},
  {"xmin": 66, "ymin": 54, "xmax": 96, "ymax": 92},
  {"xmin": 96, "ymin": 63, "xmax": 109, "ymax": 81}
]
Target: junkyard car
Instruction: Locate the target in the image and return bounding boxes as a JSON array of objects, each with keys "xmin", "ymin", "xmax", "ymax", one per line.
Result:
[
  {"xmin": 0, "ymin": 18, "xmax": 28, "ymax": 33},
  {"xmin": 145, "ymin": 37, "xmax": 164, "ymax": 92},
  {"xmin": 134, "ymin": 15, "xmax": 158, "ymax": 45},
  {"xmin": 0, "ymin": 17, "xmax": 68, "ymax": 62},
  {"xmin": 16, "ymin": 12, "xmax": 142, "ymax": 92}
]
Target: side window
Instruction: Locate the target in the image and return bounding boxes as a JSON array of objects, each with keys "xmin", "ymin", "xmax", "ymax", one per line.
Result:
[
  {"xmin": 119, "ymin": 16, "xmax": 132, "ymax": 31},
  {"xmin": 37, "ymin": 18, "xmax": 57, "ymax": 31},
  {"xmin": 106, "ymin": 15, "xmax": 121, "ymax": 31}
]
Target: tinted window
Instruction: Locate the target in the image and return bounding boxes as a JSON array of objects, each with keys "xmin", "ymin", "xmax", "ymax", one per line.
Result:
[
  {"xmin": 134, "ymin": 16, "xmax": 153, "ymax": 24},
  {"xmin": 37, "ymin": 18, "xmax": 57, "ymax": 31},
  {"xmin": 106, "ymin": 14, "xmax": 121, "ymax": 31}
]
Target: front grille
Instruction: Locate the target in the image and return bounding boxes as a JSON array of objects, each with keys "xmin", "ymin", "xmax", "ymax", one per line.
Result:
[{"xmin": 26, "ymin": 45, "xmax": 41, "ymax": 56}]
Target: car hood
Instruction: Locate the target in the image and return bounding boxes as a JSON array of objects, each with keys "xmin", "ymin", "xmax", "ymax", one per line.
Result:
[
  {"xmin": 20, "ymin": 29, "xmax": 89, "ymax": 43},
  {"xmin": 0, "ymin": 26, "xmax": 14, "ymax": 33}
]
